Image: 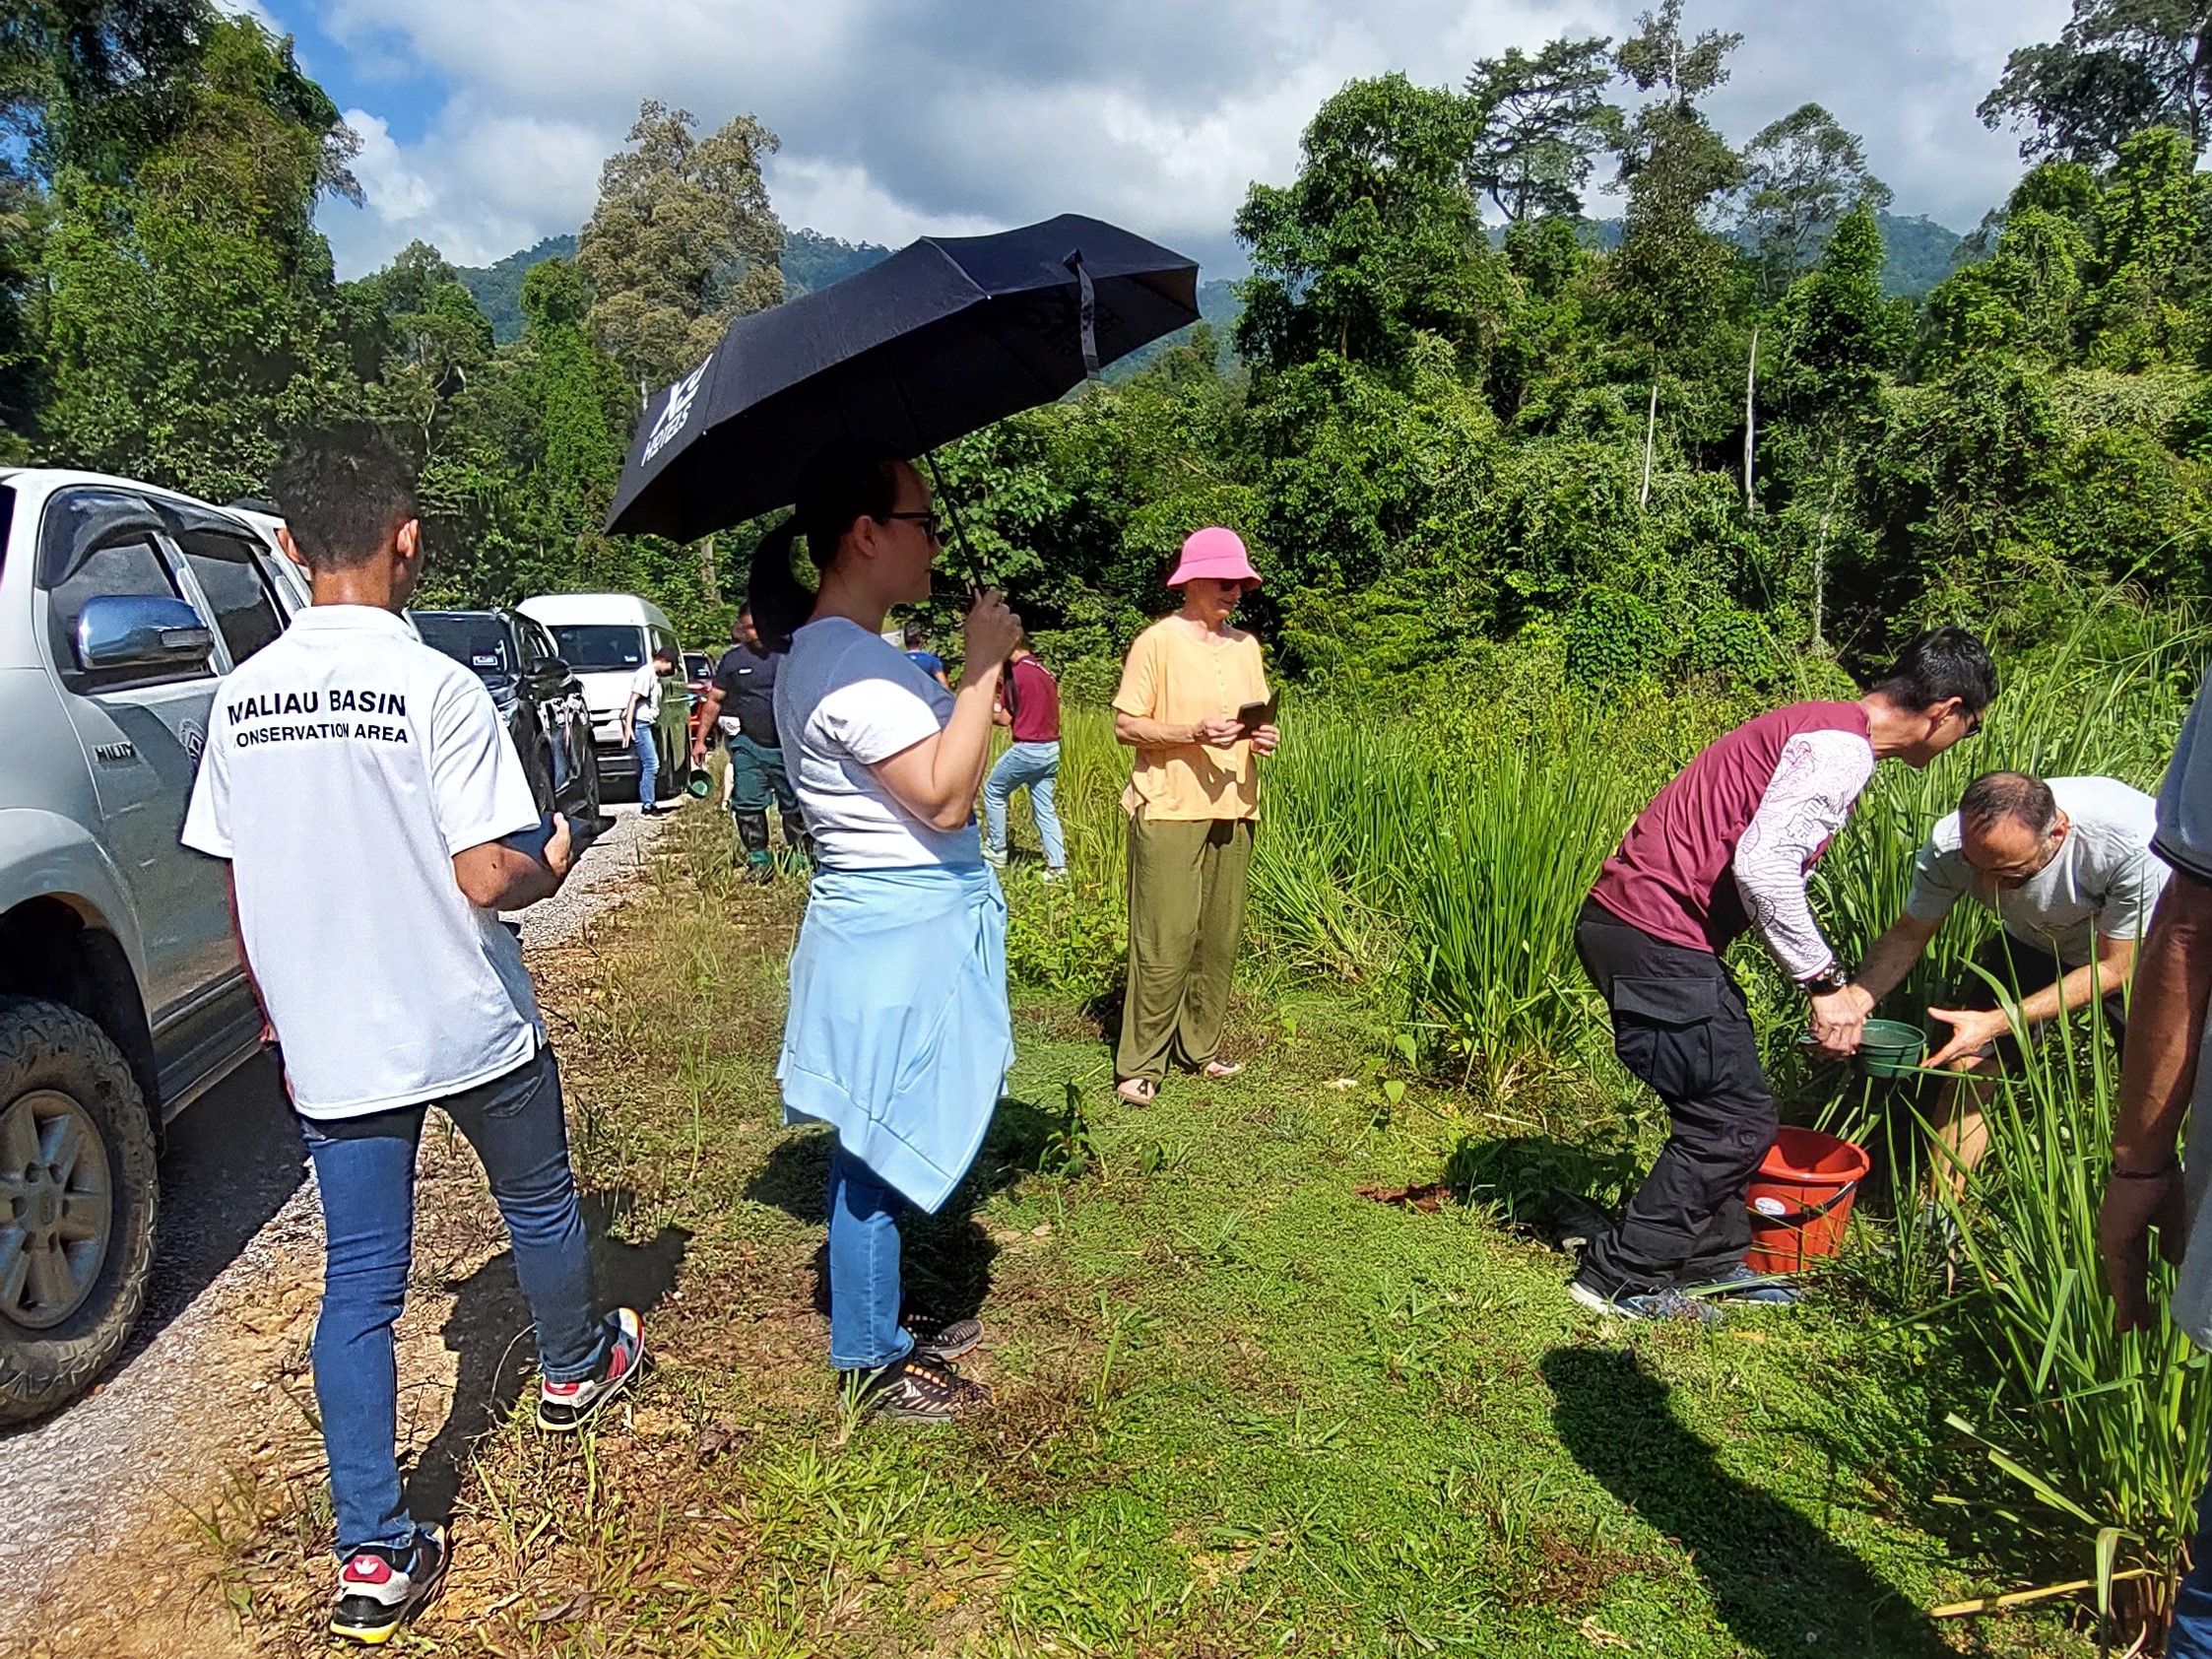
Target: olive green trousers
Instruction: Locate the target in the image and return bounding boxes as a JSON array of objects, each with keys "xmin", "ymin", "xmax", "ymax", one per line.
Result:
[{"xmin": 1115, "ymin": 810, "xmax": 1254, "ymax": 1086}]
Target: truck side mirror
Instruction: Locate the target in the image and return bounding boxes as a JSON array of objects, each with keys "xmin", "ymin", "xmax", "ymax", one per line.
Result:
[{"xmin": 76, "ymin": 594, "xmax": 217, "ymax": 673}]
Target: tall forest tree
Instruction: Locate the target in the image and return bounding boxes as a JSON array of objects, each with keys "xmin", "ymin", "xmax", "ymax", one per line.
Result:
[
  {"xmin": 1234, "ymin": 73, "xmax": 1494, "ymax": 373},
  {"xmin": 1462, "ymin": 38, "xmax": 1622, "ymax": 225},
  {"xmin": 1609, "ymin": 0, "xmax": 1744, "ymax": 505},
  {"xmin": 35, "ymin": 14, "xmax": 360, "ymax": 498},
  {"xmin": 577, "ymin": 100, "xmax": 785, "ymax": 392},
  {"xmin": 1735, "ymin": 103, "xmax": 1891, "ymax": 289},
  {"xmin": 1981, "ymin": 0, "xmax": 2212, "ymax": 162}
]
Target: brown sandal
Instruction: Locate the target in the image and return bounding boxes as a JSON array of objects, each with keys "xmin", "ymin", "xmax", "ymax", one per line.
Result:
[
  {"xmin": 1115, "ymin": 1078, "xmax": 1157, "ymax": 1106},
  {"xmin": 1202, "ymin": 1060, "xmax": 1244, "ymax": 1080}
]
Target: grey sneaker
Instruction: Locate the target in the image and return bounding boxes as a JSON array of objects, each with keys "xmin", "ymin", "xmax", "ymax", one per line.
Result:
[
  {"xmin": 981, "ymin": 844, "xmax": 1008, "ymax": 869},
  {"xmin": 1568, "ymin": 1274, "xmax": 1723, "ymax": 1326},
  {"xmin": 1695, "ymin": 1263, "xmax": 1803, "ymax": 1306},
  {"xmin": 1038, "ymin": 866, "xmax": 1068, "ymax": 885}
]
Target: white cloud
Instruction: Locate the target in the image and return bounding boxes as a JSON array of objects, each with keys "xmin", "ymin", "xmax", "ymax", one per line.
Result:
[{"xmin": 303, "ymin": 0, "xmax": 2079, "ymax": 279}]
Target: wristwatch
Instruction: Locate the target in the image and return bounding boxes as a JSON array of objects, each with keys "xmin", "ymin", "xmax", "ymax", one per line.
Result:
[{"xmin": 1802, "ymin": 963, "xmax": 1851, "ymax": 997}]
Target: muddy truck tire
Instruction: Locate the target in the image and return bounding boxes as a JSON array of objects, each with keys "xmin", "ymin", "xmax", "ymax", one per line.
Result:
[{"xmin": 0, "ymin": 996, "xmax": 158, "ymax": 1424}]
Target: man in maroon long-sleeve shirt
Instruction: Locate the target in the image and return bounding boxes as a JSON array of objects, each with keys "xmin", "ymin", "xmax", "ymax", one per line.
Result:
[{"xmin": 1573, "ymin": 628, "xmax": 1997, "ymax": 1322}]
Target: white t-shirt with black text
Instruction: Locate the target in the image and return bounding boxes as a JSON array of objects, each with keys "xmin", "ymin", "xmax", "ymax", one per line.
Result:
[
  {"xmin": 180, "ymin": 605, "xmax": 546, "ymax": 1119},
  {"xmin": 774, "ymin": 616, "xmax": 978, "ymax": 869}
]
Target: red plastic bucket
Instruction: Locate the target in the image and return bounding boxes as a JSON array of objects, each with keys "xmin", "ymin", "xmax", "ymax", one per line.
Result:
[{"xmin": 1744, "ymin": 1126, "xmax": 1871, "ymax": 1274}]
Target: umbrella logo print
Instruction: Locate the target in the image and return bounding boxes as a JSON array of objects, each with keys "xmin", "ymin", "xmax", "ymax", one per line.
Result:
[{"xmin": 643, "ymin": 355, "xmax": 713, "ymax": 463}]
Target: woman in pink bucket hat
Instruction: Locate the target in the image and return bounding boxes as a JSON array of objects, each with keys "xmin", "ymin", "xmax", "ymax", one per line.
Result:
[{"xmin": 1108, "ymin": 527, "xmax": 1278, "ymax": 1105}]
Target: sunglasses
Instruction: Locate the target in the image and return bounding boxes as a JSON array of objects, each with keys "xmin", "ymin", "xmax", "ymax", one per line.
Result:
[{"xmin": 881, "ymin": 509, "xmax": 943, "ymax": 544}]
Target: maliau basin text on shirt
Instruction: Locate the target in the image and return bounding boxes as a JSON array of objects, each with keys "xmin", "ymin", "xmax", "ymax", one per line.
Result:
[{"xmin": 226, "ymin": 688, "xmax": 413, "ymax": 747}]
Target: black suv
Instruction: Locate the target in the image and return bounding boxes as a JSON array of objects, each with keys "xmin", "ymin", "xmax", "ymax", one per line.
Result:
[{"xmin": 411, "ymin": 609, "xmax": 606, "ymax": 828}]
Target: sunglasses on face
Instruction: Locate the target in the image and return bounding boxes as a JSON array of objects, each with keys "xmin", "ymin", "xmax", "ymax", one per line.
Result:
[{"xmin": 881, "ymin": 509, "xmax": 943, "ymax": 544}]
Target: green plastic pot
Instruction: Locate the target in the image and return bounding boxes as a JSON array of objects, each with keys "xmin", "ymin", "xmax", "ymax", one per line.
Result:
[{"xmin": 1854, "ymin": 1018, "xmax": 1928, "ymax": 1079}]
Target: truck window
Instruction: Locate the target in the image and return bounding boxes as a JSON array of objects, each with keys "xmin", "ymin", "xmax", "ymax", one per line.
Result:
[
  {"xmin": 45, "ymin": 536, "xmax": 194, "ymax": 677},
  {"xmin": 175, "ymin": 530, "xmax": 283, "ymax": 665}
]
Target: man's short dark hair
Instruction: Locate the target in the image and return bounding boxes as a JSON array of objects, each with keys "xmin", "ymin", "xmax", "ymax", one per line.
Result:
[
  {"xmin": 652, "ymin": 642, "xmax": 676, "ymax": 664},
  {"xmin": 268, "ymin": 423, "xmax": 418, "ymax": 572},
  {"xmin": 1960, "ymin": 771, "xmax": 2058, "ymax": 838},
  {"xmin": 1869, "ymin": 627, "xmax": 1998, "ymax": 714}
]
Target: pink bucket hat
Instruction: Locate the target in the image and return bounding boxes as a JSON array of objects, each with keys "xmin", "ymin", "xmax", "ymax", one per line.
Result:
[{"xmin": 1165, "ymin": 526, "xmax": 1261, "ymax": 590}]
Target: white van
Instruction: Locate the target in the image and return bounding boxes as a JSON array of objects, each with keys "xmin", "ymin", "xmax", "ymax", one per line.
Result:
[{"xmin": 516, "ymin": 592, "xmax": 691, "ymax": 804}]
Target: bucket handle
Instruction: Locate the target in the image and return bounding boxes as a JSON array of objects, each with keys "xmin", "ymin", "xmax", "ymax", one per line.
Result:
[{"xmin": 1749, "ymin": 1178, "xmax": 1858, "ymax": 1229}]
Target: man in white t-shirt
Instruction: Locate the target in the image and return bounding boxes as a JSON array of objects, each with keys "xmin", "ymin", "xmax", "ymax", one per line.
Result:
[
  {"xmin": 180, "ymin": 424, "xmax": 644, "ymax": 1646},
  {"xmin": 623, "ymin": 642, "xmax": 675, "ymax": 813},
  {"xmin": 1850, "ymin": 771, "xmax": 2166, "ymax": 1187}
]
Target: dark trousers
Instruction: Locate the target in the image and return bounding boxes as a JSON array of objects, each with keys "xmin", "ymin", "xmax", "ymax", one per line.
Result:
[{"xmin": 1574, "ymin": 900, "xmax": 1779, "ymax": 1295}]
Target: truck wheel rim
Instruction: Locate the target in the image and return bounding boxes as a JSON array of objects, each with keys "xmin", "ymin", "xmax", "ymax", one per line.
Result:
[{"xmin": 0, "ymin": 1090, "xmax": 111, "ymax": 1330}]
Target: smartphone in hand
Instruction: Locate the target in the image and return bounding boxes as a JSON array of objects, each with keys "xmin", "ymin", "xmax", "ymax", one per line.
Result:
[{"xmin": 1236, "ymin": 697, "xmax": 1277, "ymax": 735}]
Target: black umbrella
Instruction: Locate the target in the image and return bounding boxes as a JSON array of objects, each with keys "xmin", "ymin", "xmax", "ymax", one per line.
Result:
[{"xmin": 605, "ymin": 214, "xmax": 1200, "ymax": 542}]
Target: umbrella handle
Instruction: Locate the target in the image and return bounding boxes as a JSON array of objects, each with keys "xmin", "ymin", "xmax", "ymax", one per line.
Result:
[{"xmin": 920, "ymin": 448, "xmax": 994, "ymax": 591}]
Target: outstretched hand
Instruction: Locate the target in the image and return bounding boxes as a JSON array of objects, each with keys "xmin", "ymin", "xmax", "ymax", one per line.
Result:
[{"xmin": 1924, "ymin": 1005, "xmax": 2010, "ymax": 1070}]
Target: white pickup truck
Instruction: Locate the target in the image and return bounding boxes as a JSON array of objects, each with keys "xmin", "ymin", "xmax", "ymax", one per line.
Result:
[{"xmin": 0, "ymin": 467, "xmax": 310, "ymax": 1421}]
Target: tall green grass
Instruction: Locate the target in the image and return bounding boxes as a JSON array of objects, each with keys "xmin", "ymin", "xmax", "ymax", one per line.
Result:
[{"xmin": 1936, "ymin": 1007, "xmax": 2212, "ymax": 1639}]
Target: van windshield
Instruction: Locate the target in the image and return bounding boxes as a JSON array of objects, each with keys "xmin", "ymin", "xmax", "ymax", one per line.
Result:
[{"xmin": 549, "ymin": 624, "xmax": 646, "ymax": 673}]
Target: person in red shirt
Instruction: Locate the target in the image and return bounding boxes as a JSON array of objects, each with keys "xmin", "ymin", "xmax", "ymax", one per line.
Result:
[
  {"xmin": 1572, "ymin": 628, "xmax": 1997, "ymax": 1322},
  {"xmin": 982, "ymin": 634, "xmax": 1066, "ymax": 883}
]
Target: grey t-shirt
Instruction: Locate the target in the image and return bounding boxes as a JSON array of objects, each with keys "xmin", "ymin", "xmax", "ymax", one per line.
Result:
[{"xmin": 1904, "ymin": 775, "xmax": 2168, "ymax": 967}]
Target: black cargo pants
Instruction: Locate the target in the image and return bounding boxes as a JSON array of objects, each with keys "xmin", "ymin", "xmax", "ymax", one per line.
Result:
[{"xmin": 1573, "ymin": 898, "xmax": 1779, "ymax": 1295}]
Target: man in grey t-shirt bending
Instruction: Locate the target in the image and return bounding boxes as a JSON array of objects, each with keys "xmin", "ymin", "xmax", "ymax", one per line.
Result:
[{"xmin": 1850, "ymin": 771, "xmax": 2166, "ymax": 1186}]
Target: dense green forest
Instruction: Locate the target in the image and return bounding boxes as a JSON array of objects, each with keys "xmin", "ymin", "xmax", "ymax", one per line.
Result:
[{"xmin": 2, "ymin": 0, "xmax": 2208, "ymax": 673}]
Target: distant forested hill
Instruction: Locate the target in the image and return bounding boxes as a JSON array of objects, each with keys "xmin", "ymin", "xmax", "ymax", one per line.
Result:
[
  {"xmin": 456, "ymin": 229, "xmax": 896, "ymax": 343},
  {"xmin": 457, "ymin": 234, "xmax": 577, "ymax": 343},
  {"xmin": 783, "ymin": 228, "xmax": 893, "ymax": 295},
  {"xmin": 1485, "ymin": 211, "xmax": 1966, "ymax": 299}
]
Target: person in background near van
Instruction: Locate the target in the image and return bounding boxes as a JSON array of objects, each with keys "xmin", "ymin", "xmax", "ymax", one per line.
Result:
[
  {"xmin": 2098, "ymin": 684, "xmax": 2212, "ymax": 1658},
  {"xmin": 904, "ymin": 624, "xmax": 951, "ymax": 690},
  {"xmin": 1112, "ymin": 527, "xmax": 1277, "ymax": 1108},
  {"xmin": 625, "ymin": 641, "xmax": 676, "ymax": 813},
  {"xmin": 692, "ymin": 608, "xmax": 810, "ymax": 881},
  {"xmin": 752, "ymin": 438, "xmax": 1019, "ymax": 1423},
  {"xmin": 180, "ymin": 424, "xmax": 642, "ymax": 1646},
  {"xmin": 983, "ymin": 633, "xmax": 1066, "ymax": 884},
  {"xmin": 1848, "ymin": 771, "xmax": 2165, "ymax": 1193},
  {"xmin": 1572, "ymin": 629, "xmax": 1997, "ymax": 1323}
]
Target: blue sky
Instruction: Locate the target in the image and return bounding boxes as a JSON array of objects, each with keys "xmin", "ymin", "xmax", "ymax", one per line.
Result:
[{"xmin": 246, "ymin": 0, "xmax": 2075, "ymax": 281}]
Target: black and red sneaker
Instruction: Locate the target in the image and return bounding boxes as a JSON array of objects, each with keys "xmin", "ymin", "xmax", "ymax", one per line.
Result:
[
  {"xmin": 329, "ymin": 1525, "xmax": 447, "ymax": 1645},
  {"xmin": 538, "ymin": 1307, "xmax": 646, "ymax": 1431},
  {"xmin": 857, "ymin": 1353, "xmax": 994, "ymax": 1425}
]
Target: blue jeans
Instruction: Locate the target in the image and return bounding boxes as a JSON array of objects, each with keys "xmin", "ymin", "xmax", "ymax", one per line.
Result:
[
  {"xmin": 983, "ymin": 740, "xmax": 1065, "ymax": 869},
  {"xmin": 825, "ymin": 1144, "xmax": 913, "ymax": 1371},
  {"xmin": 2173, "ymin": 1483, "xmax": 2212, "ymax": 1655},
  {"xmin": 632, "ymin": 716, "xmax": 659, "ymax": 805},
  {"xmin": 300, "ymin": 1045, "xmax": 608, "ymax": 1555}
]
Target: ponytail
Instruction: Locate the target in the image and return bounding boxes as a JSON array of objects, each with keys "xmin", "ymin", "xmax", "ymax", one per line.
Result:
[
  {"xmin": 747, "ymin": 516, "xmax": 811, "ymax": 653},
  {"xmin": 743, "ymin": 437, "xmax": 906, "ymax": 653}
]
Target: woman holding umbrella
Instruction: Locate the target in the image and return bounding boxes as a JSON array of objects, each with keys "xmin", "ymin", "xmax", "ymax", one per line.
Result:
[
  {"xmin": 752, "ymin": 439, "xmax": 1021, "ymax": 1423},
  {"xmin": 1112, "ymin": 528, "xmax": 1278, "ymax": 1105}
]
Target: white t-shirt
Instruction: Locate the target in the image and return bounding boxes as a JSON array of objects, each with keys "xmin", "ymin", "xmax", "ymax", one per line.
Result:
[
  {"xmin": 1906, "ymin": 775, "xmax": 2169, "ymax": 968},
  {"xmin": 774, "ymin": 617, "xmax": 979, "ymax": 869},
  {"xmin": 627, "ymin": 661, "xmax": 662, "ymax": 723},
  {"xmin": 180, "ymin": 605, "xmax": 546, "ymax": 1119}
]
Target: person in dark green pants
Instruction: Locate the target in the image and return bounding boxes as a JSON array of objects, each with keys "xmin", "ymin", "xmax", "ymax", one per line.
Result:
[{"xmin": 1110, "ymin": 528, "xmax": 1278, "ymax": 1104}]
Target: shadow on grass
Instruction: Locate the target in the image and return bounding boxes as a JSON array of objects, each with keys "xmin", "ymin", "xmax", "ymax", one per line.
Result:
[
  {"xmin": 403, "ymin": 1190, "xmax": 687, "ymax": 1531},
  {"xmin": 1542, "ymin": 1346, "xmax": 1948, "ymax": 1659}
]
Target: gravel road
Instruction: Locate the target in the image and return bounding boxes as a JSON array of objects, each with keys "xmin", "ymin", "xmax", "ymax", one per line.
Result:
[{"xmin": 0, "ymin": 801, "xmax": 678, "ymax": 1621}]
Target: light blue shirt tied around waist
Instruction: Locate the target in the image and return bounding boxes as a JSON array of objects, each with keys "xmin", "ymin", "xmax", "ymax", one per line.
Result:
[{"xmin": 778, "ymin": 862, "xmax": 1012, "ymax": 1214}]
